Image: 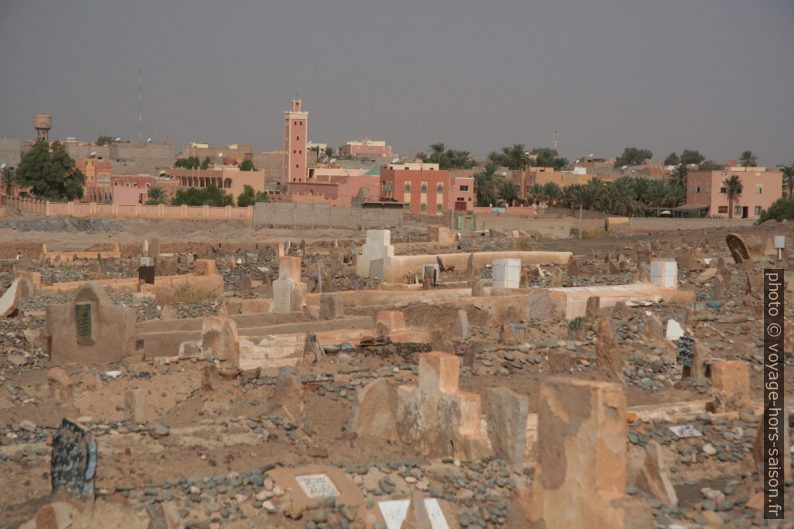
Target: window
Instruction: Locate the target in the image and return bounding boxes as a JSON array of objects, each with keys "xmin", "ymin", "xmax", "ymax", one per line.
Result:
[
  {"xmin": 293, "ymin": 121, "xmax": 297, "ymax": 126},
  {"xmin": 420, "ymin": 183, "xmax": 428, "ymax": 193},
  {"xmin": 718, "ymin": 206, "xmax": 728, "ymax": 213},
  {"xmin": 295, "ymin": 164, "xmax": 299, "ymax": 168},
  {"xmin": 756, "ymin": 185, "xmax": 763, "ymax": 194},
  {"xmin": 735, "ymin": 205, "xmax": 742, "ymax": 214},
  {"xmin": 720, "ymin": 187, "xmax": 726, "ymax": 193},
  {"xmin": 404, "ymin": 183, "xmax": 411, "ymax": 193},
  {"xmin": 296, "ymin": 136, "xmax": 300, "ymax": 141},
  {"xmin": 436, "ymin": 203, "xmax": 443, "ymax": 212},
  {"xmin": 695, "ymin": 186, "xmax": 701, "ymax": 193},
  {"xmin": 420, "ymin": 203, "xmax": 427, "ymax": 211},
  {"xmin": 460, "ymin": 185, "xmax": 469, "ymax": 191},
  {"xmin": 436, "ymin": 183, "xmax": 444, "ymax": 193},
  {"xmin": 755, "ymin": 206, "xmax": 762, "ymax": 215}
]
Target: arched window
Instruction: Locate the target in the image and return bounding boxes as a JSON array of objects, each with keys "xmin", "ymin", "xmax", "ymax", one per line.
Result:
[
  {"xmin": 420, "ymin": 203, "xmax": 427, "ymax": 212},
  {"xmin": 404, "ymin": 182, "xmax": 411, "ymax": 193},
  {"xmin": 224, "ymin": 178, "xmax": 232, "ymax": 189},
  {"xmin": 420, "ymin": 183, "xmax": 428, "ymax": 193}
]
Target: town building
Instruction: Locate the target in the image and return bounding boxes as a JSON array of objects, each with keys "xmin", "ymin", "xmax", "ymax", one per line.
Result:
[
  {"xmin": 179, "ymin": 143, "xmax": 253, "ymax": 166},
  {"xmin": 0, "ymin": 138, "xmax": 22, "ymax": 170},
  {"xmin": 379, "ymin": 162, "xmax": 474, "ymax": 213},
  {"xmin": 509, "ymin": 168, "xmax": 592, "ymax": 200},
  {"xmin": 288, "ymin": 166, "xmax": 381, "ymax": 206},
  {"xmin": 284, "ymin": 100, "xmax": 308, "ymax": 183},
  {"xmin": 83, "ymin": 174, "xmax": 181, "ymax": 205},
  {"xmin": 167, "ymin": 165, "xmax": 266, "ymax": 201},
  {"xmin": 62, "ymin": 138, "xmax": 175, "ymax": 176},
  {"xmin": 339, "ymin": 138, "xmax": 392, "ymax": 160},
  {"xmin": 686, "ymin": 167, "xmax": 782, "ymax": 219}
]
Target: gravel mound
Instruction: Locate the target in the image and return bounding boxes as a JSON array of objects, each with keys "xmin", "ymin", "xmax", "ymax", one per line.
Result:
[{"xmin": 0, "ymin": 217, "xmax": 120, "ymax": 232}]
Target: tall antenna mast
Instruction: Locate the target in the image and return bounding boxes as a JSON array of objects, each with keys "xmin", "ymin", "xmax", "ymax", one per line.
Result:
[
  {"xmin": 138, "ymin": 65, "xmax": 143, "ymax": 142},
  {"xmin": 553, "ymin": 129, "xmax": 558, "ymax": 151}
]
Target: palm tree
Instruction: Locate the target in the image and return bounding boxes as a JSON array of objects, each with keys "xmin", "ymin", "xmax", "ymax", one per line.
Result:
[
  {"xmin": 541, "ymin": 182, "xmax": 561, "ymax": 206},
  {"xmin": 724, "ymin": 175, "xmax": 743, "ymax": 218},
  {"xmin": 782, "ymin": 165, "xmax": 794, "ymax": 198},
  {"xmin": 474, "ymin": 162, "xmax": 500, "ymax": 206},
  {"xmin": 324, "ymin": 147, "xmax": 335, "ymax": 160},
  {"xmin": 501, "ymin": 144, "xmax": 530, "ymax": 170},
  {"xmin": 499, "ymin": 180, "xmax": 519, "ymax": 206},
  {"xmin": 738, "ymin": 150, "xmax": 757, "ymax": 167},
  {"xmin": 147, "ymin": 186, "xmax": 166, "ymax": 205}
]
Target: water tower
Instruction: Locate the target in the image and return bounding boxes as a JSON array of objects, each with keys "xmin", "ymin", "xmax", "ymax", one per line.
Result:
[{"xmin": 34, "ymin": 114, "xmax": 52, "ymax": 141}]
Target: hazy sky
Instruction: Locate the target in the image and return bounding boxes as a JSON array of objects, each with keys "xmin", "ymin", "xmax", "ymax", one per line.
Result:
[{"xmin": 1, "ymin": 0, "xmax": 792, "ymax": 165}]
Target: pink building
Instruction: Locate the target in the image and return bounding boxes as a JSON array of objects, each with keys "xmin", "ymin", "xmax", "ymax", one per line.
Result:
[
  {"xmin": 686, "ymin": 167, "xmax": 782, "ymax": 219},
  {"xmin": 339, "ymin": 138, "xmax": 392, "ymax": 159},
  {"xmin": 380, "ymin": 162, "xmax": 474, "ymax": 213},
  {"xmin": 288, "ymin": 169, "xmax": 381, "ymax": 206},
  {"xmin": 284, "ymin": 100, "xmax": 308, "ymax": 182},
  {"xmin": 169, "ymin": 166, "xmax": 266, "ymax": 200}
]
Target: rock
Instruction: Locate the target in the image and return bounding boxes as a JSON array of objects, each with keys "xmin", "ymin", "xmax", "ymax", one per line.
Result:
[
  {"xmin": 150, "ymin": 423, "xmax": 170, "ymax": 439},
  {"xmin": 19, "ymin": 420, "xmax": 36, "ymax": 432}
]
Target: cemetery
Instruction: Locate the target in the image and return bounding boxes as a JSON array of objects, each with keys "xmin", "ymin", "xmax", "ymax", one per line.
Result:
[{"xmin": 0, "ymin": 221, "xmax": 791, "ymax": 528}]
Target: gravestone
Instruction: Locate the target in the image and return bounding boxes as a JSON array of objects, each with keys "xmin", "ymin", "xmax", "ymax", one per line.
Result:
[
  {"xmin": 138, "ymin": 265, "xmax": 156, "ymax": 285},
  {"xmin": 46, "ymin": 283, "xmax": 136, "ymax": 365},
  {"xmin": 295, "ymin": 474, "xmax": 339, "ymax": 498},
  {"xmin": 51, "ymin": 419, "xmax": 97, "ymax": 499},
  {"xmin": 726, "ymin": 233, "xmax": 752, "ymax": 264}
]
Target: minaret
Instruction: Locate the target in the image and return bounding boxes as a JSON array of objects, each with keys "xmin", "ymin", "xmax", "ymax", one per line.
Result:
[{"xmin": 284, "ymin": 100, "xmax": 308, "ymax": 183}]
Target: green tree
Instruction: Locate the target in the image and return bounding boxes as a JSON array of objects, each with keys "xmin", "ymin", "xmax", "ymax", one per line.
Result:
[
  {"xmin": 236, "ymin": 185, "xmax": 270, "ymax": 206},
  {"xmin": 489, "ymin": 144, "xmax": 530, "ymax": 170},
  {"xmin": 324, "ymin": 147, "xmax": 335, "ymax": 160},
  {"xmin": 498, "ymin": 180, "xmax": 519, "ymax": 206},
  {"xmin": 96, "ymin": 135, "xmax": 115, "ymax": 146},
  {"xmin": 614, "ymin": 147, "xmax": 652, "ymax": 168},
  {"xmin": 239, "ymin": 159, "xmax": 256, "ymax": 171},
  {"xmin": 739, "ymin": 150, "xmax": 758, "ymax": 167},
  {"xmin": 781, "ymin": 165, "xmax": 794, "ymax": 198},
  {"xmin": 200, "ymin": 157, "xmax": 211, "ymax": 170},
  {"xmin": 172, "ymin": 185, "xmax": 232, "ymax": 207},
  {"xmin": 531, "ymin": 148, "xmax": 568, "ymax": 169},
  {"xmin": 541, "ymin": 182, "xmax": 562, "ymax": 206},
  {"xmin": 698, "ymin": 160, "xmax": 723, "ymax": 171},
  {"xmin": 758, "ymin": 197, "xmax": 794, "ymax": 222},
  {"xmin": 417, "ymin": 143, "xmax": 475, "ymax": 170},
  {"xmin": 15, "ymin": 140, "xmax": 85, "ymax": 201},
  {"xmin": 724, "ymin": 175, "xmax": 743, "ymax": 219},
  {"xmin": 175, "ymin": 156, "xmax": 200, "ymax": 169},
  {"xmin": 663, "ymin": 152, "xmax": 680, "ymax": 166},
  {"xmin": 474, "ymin": 162, "xmax": 500, "ymax": 206},
  {"xmin": 679, "ymin": 149, "xmax": 705, "ymax": 165},
  {"xmin": 672, "ymin": 163, "xmax": 688, "ymax": 187},
  {"xmin": 146, "ymin": 186, "xmax": 166, "ymax": 205},
  {"xmin": 2, "ymin": 166, "xmax": 16, "ymax": 196}
]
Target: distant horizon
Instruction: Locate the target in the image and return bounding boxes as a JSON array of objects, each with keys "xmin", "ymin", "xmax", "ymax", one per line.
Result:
[{"xmin": 1, "ymin": 0, "xmax": 792, "ymax": 167}]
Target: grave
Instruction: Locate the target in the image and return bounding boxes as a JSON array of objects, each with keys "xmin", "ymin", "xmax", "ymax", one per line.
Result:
[
  {"xmin": 707, "ymin": 359, "xmax": 750, "ymax": 410},
  {"xmin": 492, "ymin": 259, "xmax": 521, "ymax": 289},
  {"xmin": 351, "ymin": 379, "xmax": 399, "ymax": 443},
  {"xmin": 268, "ymin": 464, "xmax": 364, "ymax": 510},
  {"xmin": 376, "ymin": 494, "xmax": 457, "ymax": 529},
  {"xmin": 51, "ymin": 419, "xmax": 98, "ymax": 499},
  {"xmin": 726, "ymin": 233, "xmax": 752, "ymax": 264},
  {"xmin": 396, "ymin": 352, "xmax": 491, "ymax": 460},
  {"xmin": 45, "ymin": 283, "xmax": 136, "ymax": 365},
  {"xmin": 271, "ymin": 256, "xmax": 307, "ymax": 313},
  {"xmin": 527, "ymin": 378, "xmax": 633, "ymax": 529},
  {"xmin": 483, "ymin": 387, "xmax": 529, "ymax": 471}
]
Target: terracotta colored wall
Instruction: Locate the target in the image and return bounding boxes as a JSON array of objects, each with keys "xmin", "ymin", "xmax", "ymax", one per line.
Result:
[
  {"xmin": 380, "ymin": 167, "xmax": 454, "ymax": 213},
  {"xmin": 688, "ymin": 169, "xmax": 782, "ymax": 218}
]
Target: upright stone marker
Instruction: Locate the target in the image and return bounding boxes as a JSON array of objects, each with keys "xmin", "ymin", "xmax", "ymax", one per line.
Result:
[{"xmin": 51, "ymin": 419, "xmax": 97, "ymax": 499}]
